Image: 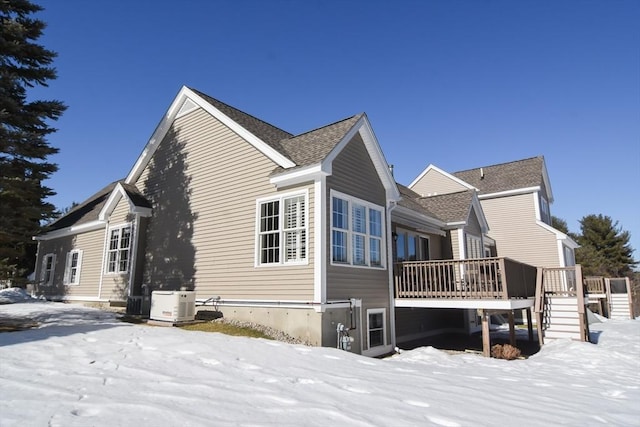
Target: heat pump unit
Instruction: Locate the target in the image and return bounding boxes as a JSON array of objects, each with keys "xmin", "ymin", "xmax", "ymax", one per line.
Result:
[{"xmin": 150, "ymin": 291, "xmax": 196, "ymax": 322}]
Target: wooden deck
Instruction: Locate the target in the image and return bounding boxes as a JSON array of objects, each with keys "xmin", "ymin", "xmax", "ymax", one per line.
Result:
[{"xmin": 394, "ymin": 257, "xmax": 537, "ymax": 307}]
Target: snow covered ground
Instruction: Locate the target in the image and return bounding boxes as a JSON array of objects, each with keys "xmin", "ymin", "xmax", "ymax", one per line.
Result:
[{"xmin": 1, "ymin": 288, "xmax": 639, "ymax": 426}]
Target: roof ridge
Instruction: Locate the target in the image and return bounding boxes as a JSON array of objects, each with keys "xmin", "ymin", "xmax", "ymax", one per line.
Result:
[
  {"xmin": 453, "ymin": 155, "xmax": 543, "ymax": 174},
  {"xmin": 287, "ymin": 113, "xmax": 362, "ymax": 140},
  {"xmin": 188, "ymin": 87, "xmax": 293, "ymax": 138}
]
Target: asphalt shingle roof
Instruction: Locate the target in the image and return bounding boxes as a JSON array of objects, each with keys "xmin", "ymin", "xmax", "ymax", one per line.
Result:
[
  {"xmin": 418, "ymin": 190, "xmax": 475, "ymax": 224},
  {"xmin": 396, "ymin": 183, "xmax": 441, "ymax": 219},
  {"xmin": 452, "ymin": 156, "xmax": 545, "ymax": 195},
  {"xmin": 45, "ymin": 181, "xmax": 119, "ymax": 232}
]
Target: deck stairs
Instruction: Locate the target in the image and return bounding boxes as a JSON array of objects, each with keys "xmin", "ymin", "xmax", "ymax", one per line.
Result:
[
  {"xmin": 534, "ymin": 265, "xmax": 590, "ymax": 344},
  {"xmin": 608, "ymin": 277, "xmax": 633, "ymax": 320}
]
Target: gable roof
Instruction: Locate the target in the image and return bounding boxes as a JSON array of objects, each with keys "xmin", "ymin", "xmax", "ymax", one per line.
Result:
[
  {"xmin": 38, "ymin": 181, "xmax": 152, "ymax": 239},
  {"xmin": 190, "ymin": 88, "xmax": 293, "ymax": 158},
  {"xmin": 417, "ymin": 190, "xmax": 477, "ymax": 224},
  {"xmin": 452, "ymin": 156, "xmax": 552, "ymax": 201},
  {"xmin": 278, "ymin": 114, "xmax": 363, "ymax": 167},
  {"xmin": 396, "ymin": 183, "xmax": 440, "ymax": 219}
]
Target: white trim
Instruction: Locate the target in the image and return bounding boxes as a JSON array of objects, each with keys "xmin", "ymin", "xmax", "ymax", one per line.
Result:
[
  {"xmin": 34, "ymin": 220, "xmax": 105, "ymax": 241},
  {"xmin": 394, "ymin": 298, "xmax": 535, "ymax": 310},
  {"xmin": 469, "ymin": 194, "xmax": 489, "ymax": 233},
  {"xmin": 456, "ymin": 229, "xmax": 466, "ymax": 259},
  {"xmin": 408, "ymin": 164, "xmax": 475, "ymax": 193},
  {"xmin": 125, "ymin": 86, "xmax": 296, "ymax": 185},
  {"xmin": 127, "ymin": 214, "xmax": 142, "ymax": 297},
  {"xmin": 314, "ymin": 178, "xmax": 326, "ymax": 305},
  {"xmin": 533, "ymin": 192, "xmax": 541, "ymax": 221},
  {"xmin": 104, "ymin": 223, "xmax": 133, "ymax": 274},
  {"xmin": 197, "ymin": 298, "xmax": 353, "ymax": 311},
  {"xmin": 99, "ymin": 183, "xmax": 152, "ymax": 222},
  {"xmin": 270, "ymin": 165, "xmax": 329, "ymax": 188},
  {"xmin": 478, "ymin": 186, "xmax": 541, "ymax": 200},
  {"xmin": 387, "ymin": 201, "xmax": 398, "ymax": 349},
  {"xmin": 391, "ymin": 205, "xmax": 446, "ymax": 235},
  {"xmin": 255, "ymin": 190, "xmax": 309, "ymax": 267},
  {"xmin": 329, "ymin": 190, "xmax": 386, "ymax": 269},
  {"xmin": 63, "ymin": 249, "xmax": 83, "ymax": 286},
  {"xmin": 321, "ymin": 116, "xmax": 400, "ymax": 202}
]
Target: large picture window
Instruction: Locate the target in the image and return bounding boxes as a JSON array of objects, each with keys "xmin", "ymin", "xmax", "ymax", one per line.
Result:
[
  {"xmin": 331, "ymin": 192, "xmax": 384, "ymax": 268},
  {"xmin": 64, "ymin": 250, "xmax": 83, "ymax": 285},
  {"xmin": 107, "ymin": 225, "xmax": 132, "ymax": 273},
  {"xmin": 257, "ymin": 192, "xmax": 307, "ymax": 266}
]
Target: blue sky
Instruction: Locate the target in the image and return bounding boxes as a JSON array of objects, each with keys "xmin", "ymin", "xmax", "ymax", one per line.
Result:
[{"xmin": 32, "ymin": 0, "xmax": 639, "ymax": 257}]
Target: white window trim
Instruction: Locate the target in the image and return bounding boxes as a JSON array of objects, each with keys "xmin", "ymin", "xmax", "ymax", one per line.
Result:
[
  {"xmin": 105, "ymin": 223, "xmax": 133, "ymax": 274},
  {"xmin": 330, "ymin": 190, "xmax": 386, "ymax": 269},
  {"xmin": 64, "ymin": 249, "xmax": 83, "ymax": 286},
  {"xmin": 255, "ymin": 190, "xmax": 309, "ymax": 267},
  {"xmin": 366, "ymin": 308, "xmax": 386, "ymax": 350},
  {"xmin": 41, "ymin": 253, "xmax": 56, "ymax": 286}
]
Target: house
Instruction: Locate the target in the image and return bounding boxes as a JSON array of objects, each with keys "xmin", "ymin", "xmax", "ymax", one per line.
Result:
[
  {"xmin": 34, "ymin": 86, "xmax": 403, "ymax": 357},
  {"xmin": 409, "ymin": 158, "xmax": 579, "ymax": 269},
  {"xmin": 33, "ymin": 87, "xmax": 540, "ymax": 357}
]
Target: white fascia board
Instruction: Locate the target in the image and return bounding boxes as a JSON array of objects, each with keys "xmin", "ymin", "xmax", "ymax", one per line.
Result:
[
  {"xmin": 323, "ymin": 115, "xmax": 400, "ymax": 202},
  {"xmin": 125, "ymin": 86, "xmax": 296, "ymax": 185},
  {"xmin": 98, "ymin": 183, "xmax": 125, "ymax": 221},
  {"xmin": 478, "ymin": 186, "xmax": 541, "ymax": 200},
  {"xmin": 270, "ymin": 164, "xmax": 328, "ymax": 188},
  {"xmin": 392, "ymin": 205, "xmax": 447, "ymax": 235},
  {"xmin": 540, "ymin": 158, "xmax": 554, "ymax": 203},
  {"xmin": 409, "ymin": 164, "xmax": 476, "ymax": 192},
  {"xmin": 131, "ymin": 206, "xmax": 152, "ymax": 217},
  {"xmin": 394, "ymin": 298, "xmax": 534, "ymax": 310},
  {"xmin": 470, "ymin": 195, "xmax": 490, "ymax": 233},
  {"xmin": 536, "ymin": 220, "xmax": 580, "ymax": 249},
  {"xmin": 34, "ymin": 220, "xmax": 106, "ymax": 241}
]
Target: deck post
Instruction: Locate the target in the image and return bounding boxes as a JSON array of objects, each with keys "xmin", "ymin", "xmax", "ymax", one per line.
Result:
[
  {"xmin": 526, "ymin": 308, "xmax": 533, "ymax": 342},
  {"xmin": 481, "ymin": 309, "xmax": 491, "ymax": 357},
  {"xmin": 508, "ymin": 311, "xmax": 516, "ymax": 346}
]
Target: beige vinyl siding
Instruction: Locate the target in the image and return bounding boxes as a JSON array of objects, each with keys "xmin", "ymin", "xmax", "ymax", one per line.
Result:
[
  {"xmin": 326, "ymin": 132, "xmax": 390, "ymax": 340},
  {"xmin": 65, "ymin": 229, "xmax": 105, "ymax": 298},
  {"xmin": 100, "ymin": 197, "xmax": 135, "ymax": 300},
  {"xmin": 34, "ymin": 228, "xmax": 105, "ymax": 299},
  {"xmin": 135, "ymin": 107, "xmax": 315, "ymax": 300},
  {"xmin": 109, "ymin": 197, "xmax": 131, "ymax": 225},
  {"xmin": 482, "ymin": 193, "xmax": 562, "ymax": 267},
  {"xmin": 450, "ymin": 230, "xmax": 462, "ymax": 260},
  {"xmin": 411, "ymin": 168, "xmax": 468, "ymax": 197}
]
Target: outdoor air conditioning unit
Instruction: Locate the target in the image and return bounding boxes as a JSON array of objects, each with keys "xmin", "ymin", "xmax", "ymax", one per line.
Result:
[{"xmin": 150, "ymin": 291, "xmax": 196, "ymax": 322}]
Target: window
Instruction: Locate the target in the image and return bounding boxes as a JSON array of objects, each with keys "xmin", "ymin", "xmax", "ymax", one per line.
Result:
[
  {"xmin": 394, "ymin": 230, "xmax": 430, "ymax": 262},
  {"xmin": 540, "ymin": 196, "xmax": 551, "ymax": 224},
  {"xmin": 367, "ymin": 309, "xmax": 386, "ymax": 348},
  {"xmin": 40, "ymin": 253, "xmax": 56, "ymax": 285},
  {"xmin": 465, "ymin": 234, "xmax": 483, "ymax": 259},
  {"xmin": 331, "ymin": 192, "xmax": 385, "ymax": 268},
  {"xmin": 107, "ymin": 225, "xmax": 132, "ymax": 273},
  {"xmin": 257, "ymin": 193, "xmax": 307, "ymax": 265},
  {"xmin": 64, "ymin": 250, "xmax": 83, "ymax": 285}
]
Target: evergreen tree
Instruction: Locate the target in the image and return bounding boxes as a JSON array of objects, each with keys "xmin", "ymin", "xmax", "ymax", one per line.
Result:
[
  {"xmin": 552, "ymin": 215, "xmax": 569, "ymax": 234},
  {"xmin": 0, "ymin": 0, "xmax": 66, "ymax": 283},
  {"xmin": 576, "ymin": 214, "xmax": 637, "ymax": 277}
]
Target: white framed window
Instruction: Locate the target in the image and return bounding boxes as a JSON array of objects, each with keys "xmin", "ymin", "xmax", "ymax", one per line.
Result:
[
  {"xmin": 256, "ymin": 191, "xmax": 308, "ymax": 266},
  {"xmin": 64, "ymin": 250, "xmax": 83, "ymax": 285},
  {"xmin": 106, "ymin": 224, "xmax": 132, "ymax": 273},
  {"xmin": 367, "ymin": 308, "xmax": 386, "ymax": 349},
  {"xmin": 331, "ymin": 191, "xmax": 385, "ymax": 268},
  {"xmin": 540, "ymin": 196, "xmax": 551, "ymax": 224},
  {"xmin": 40, "ymin": 253, "xmax": 56, "ymax": 285}
]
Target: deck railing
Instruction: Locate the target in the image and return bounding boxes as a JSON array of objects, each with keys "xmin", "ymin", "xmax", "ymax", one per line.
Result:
[
  {"xmin": 394, "ymin": 257, "xmax": 537, "ymax": 300},
  {"xmin": 584, "ymin": 276, "xmax": 606, "ymax": 294}
]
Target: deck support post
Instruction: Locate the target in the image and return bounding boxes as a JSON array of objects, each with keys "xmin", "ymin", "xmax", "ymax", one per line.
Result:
[
  {"xmin": 508, "ymin": 311, "xmax": 516, "ymax": 346},
  {"xmin": 526, "ymin": 308, "xmax": 534, "ymax": 342},
  {"xmin": 480, "ymin": 309, "xmax": 491, "ymax": 357}
]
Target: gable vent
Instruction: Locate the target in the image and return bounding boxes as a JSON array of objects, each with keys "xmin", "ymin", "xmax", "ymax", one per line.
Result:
[{"xmin": 177, "ymin": 98, "xmax": 198, "ymax": 117}]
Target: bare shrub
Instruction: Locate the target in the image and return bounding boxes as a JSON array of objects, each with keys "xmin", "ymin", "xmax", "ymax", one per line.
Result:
[{"xmin": 491, "ymin": 343, "xmax": 521, "ymax": 360}]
